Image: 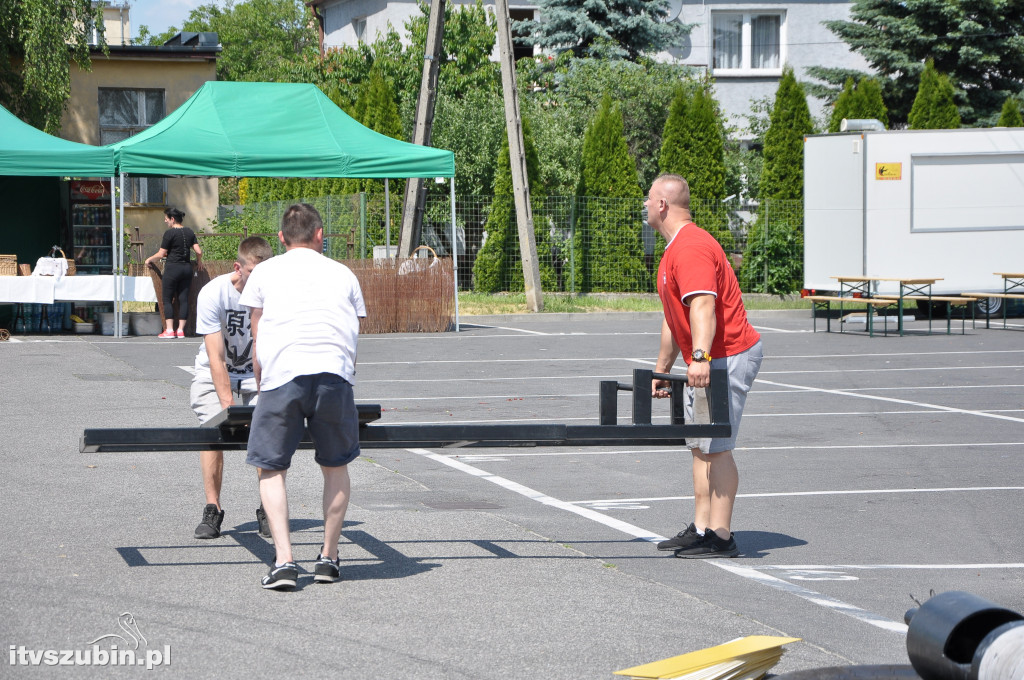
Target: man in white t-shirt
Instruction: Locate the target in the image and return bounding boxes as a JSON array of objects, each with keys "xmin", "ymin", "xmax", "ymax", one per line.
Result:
[
  {"xmin": 239, "ymin": 204, "xmax": 366, "ymax": 590},
  {"xmin": 190, "ymin": 236, "xmax": 274, "ymax": 539}
]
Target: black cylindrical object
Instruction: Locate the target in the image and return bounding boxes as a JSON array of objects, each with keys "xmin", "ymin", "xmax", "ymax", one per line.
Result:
[{"xmin": 905, "ymin": 591, "xmax": 1024, "ymax": 680}]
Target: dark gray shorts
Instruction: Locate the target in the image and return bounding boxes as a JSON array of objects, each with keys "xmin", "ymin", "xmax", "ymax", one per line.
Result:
[{"xmin": 246, "ymin": 372, "xmax": 360, "ymax": 470}]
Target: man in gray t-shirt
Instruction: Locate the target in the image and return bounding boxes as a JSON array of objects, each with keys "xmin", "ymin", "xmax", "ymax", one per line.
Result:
[{"xmin": 189, "ymin": 237, "xmax": 273, "ymax": 540}]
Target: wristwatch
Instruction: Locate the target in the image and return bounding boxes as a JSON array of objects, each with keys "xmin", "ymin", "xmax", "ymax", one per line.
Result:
[{"xmin": 691, "ymin": 349, "xmax": 712, "ymax": 363}]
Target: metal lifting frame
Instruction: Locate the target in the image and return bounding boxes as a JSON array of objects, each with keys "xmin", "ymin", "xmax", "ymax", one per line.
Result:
[{"xmin": 80, "ymin": 368, "xmax": 731, "ymax": 453}]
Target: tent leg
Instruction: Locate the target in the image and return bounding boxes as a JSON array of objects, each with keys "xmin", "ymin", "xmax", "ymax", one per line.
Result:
[{"xmin": 451, "ymin": 178, "xmax": 459, "ymax": 333}]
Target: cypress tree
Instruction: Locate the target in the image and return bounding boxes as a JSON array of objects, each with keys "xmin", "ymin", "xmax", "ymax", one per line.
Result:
[
  {"xmin": 852, "ymin": 77, "xmax": 888, "ymax": 128},
  {"xmin": 575, "ymin": 93, "xmax": 647, "ymax": 292},
  {"xmin": 908, "ymin": 60, "xmax": 961, "ymax": 130},
  {"xmin": 658, "ymin": 83, "xmax": 733, "ymax": 251},
  {"xmin": 828, "ymin": 78, "xmax": 856, "ymax": 133},
  {"xmin": 997, "ymin": 97, "xmax": 1023, "ymax": 127},
  {"xmin": 741, "ymin": 67, "xmax": 813, "ymax": 294},
  {"xmin": 473, "ymin": 118, "xmax": 554, "ymax": 292}
]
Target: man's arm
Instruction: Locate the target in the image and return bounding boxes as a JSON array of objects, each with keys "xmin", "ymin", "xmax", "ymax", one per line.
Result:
[
  {"xmin": 684, "ymin": 294, "xmax": 716, "ymax": 389},
  {"xmin": 204, "ymin": 332, "xmax": 234, "ymax": 410},
  {"xmin": 653, "ymin": 319, "xmax": 680, "ymax": 398},
  {"xmin": 249, "ymin": 307, "xmax": 263, "ymax": 389}
]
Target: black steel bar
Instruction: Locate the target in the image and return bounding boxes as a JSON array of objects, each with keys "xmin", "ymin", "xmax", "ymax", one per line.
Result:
[
  {"xmin": 80, "ymin": 371, "xmax": 731, "ymax": 453},
  {"xmin": 599, "ymin": 381, "xmax": 618, "ymax": 426},
  {"xmin": 632, "ymin": 369, "xmax": 652, "ymax": 424}
]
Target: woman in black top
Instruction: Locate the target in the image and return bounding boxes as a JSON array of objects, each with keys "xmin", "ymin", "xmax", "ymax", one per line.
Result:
[{"xmin": 145, "ymin": 207, "xmax": 203, "ymax": 338}]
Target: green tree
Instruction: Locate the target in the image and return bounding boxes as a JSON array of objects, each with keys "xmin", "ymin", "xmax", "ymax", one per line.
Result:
[
  {"xmin": 997, "ymin": 96, "xmax": 1023, "ymax": 127},
  {"xmin": 658, "ymin": 84, "xmax": 734, "ymax": 251},
  {"xmin": 806, "ymin": 0, "xmax": 1024, "ymax": 127},
  {"xmin": 518, "ymin": 0, "xmax": 688, "ymax": 60},
  {"xmin": 575, "ymin": 94, "xmax": 648, "ymax": 292},
  {"xmin": 908, "ymin": 60, "xmax": 961, "ymax": 130},
  {"xmin": 828, "ymin": 78, "xmax": 856, "ymax": 133},
  {"xmin": 741, "ymin": 67, "xmax": 813, "ymax": 294},
  {"xmin": 852, "ymin": 77, "xmax": 889, "ymax": 127},
  {"xmin": 473, "ymin": 119, "xmax": 554, "ymax": 292},
  {"xmin": 0, "ymin": 0, "xmax": 104, "ymax": 132},
  {"xmin": 142, "ymin": 0, "xmax": 318, "ymax": 82}
]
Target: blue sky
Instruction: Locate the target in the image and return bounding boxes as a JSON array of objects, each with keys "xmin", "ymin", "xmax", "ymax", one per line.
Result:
[{"xmin": 129, "ymin": 0, "xmax": 209, "ymax": 38}]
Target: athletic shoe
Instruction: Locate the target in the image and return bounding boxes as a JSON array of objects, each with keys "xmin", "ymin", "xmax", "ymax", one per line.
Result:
[
  {"xmin": 657, "ymin": 523, "xmax": 702, "ymax": 551},
  {"xmin": 194, "ymin": 503, "xmax": 224, "ymax": 539},
  {"xmin": 157, "ymin": 330, "xmax": 176, "ymax": 339},
  {"xmin": 675, "ymin": 531, "xmax": 739, "ymax": 559},
  {"xmin": 175, "ymin": 330, "xmax": 185, "ymax": 338},
  {"xmin": 256, "ymin": 505, "xmax": 271, "ymax": 537},
  {"xmin": 313, "ymin": 553, "xmax": 341, "ymax": 583},
  {"xmin": 261, "ymin": 562, "xmax": 298, "ymax": 590}
]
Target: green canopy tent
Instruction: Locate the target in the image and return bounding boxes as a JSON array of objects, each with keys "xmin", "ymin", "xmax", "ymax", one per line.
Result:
[
  {"xmin": 108, "ymin": 81, "xmax": 459, "ymax": 333},
  {"xmin": 0, "ymin": 103, "xmax": 115, "ymax": 177},
  {"xmin": 0, "ymin": 105, "xmax": 116, "ymax": 310}
]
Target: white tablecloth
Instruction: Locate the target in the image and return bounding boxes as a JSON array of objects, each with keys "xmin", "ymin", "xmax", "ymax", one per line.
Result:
[{"xmin": 0, "ymin": 276, "xmax": 157, "ymax": 304}]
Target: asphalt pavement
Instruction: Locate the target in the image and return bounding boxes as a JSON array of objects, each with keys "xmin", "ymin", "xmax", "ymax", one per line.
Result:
[{"xmin": 2, "ymin": 309, "xmax": 1022, "ymax": 678}]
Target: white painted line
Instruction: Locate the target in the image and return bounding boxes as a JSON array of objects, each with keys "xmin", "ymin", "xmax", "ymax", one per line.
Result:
[
  {"xmin": 571, "ymin": 486, "xmax": 1024, "ymax": 506},
  {"xmin": 757, "ymin": 378, "xmax": 1024, "ymax": 424},
  {"xmin": 490, "ymin": 326, "xmax": 550, "ymax": 336},
  {"xmin": 406, "ymin": 448, "xmax": 664, "ymax": 543},
  {"xmin": 409, "ymin": 447, "xmax": 908, "ymax": 634},
  {"xmin": 758, "ymin": 563, "xmax": 1024, "ymax": 571},
  {"xmin": 759, "ymin": 365, "xmax": 1024, "ymax": 376},
  {"xmin": 750, "ymin": 325, "xmax": 812, "ymax": 333},
  {"xmin": 431, "ymin": 441, "xmax": 1024, "ymax": 459},
  {"xmin": 708, "ymin": 561, "xmax": 908, "ymax": 634}
]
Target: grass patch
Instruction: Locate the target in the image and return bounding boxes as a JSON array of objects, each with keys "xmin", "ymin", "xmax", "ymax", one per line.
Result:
[{"xmin": 457, "ymin": 292, "xmax": 812, "ymax": 315}]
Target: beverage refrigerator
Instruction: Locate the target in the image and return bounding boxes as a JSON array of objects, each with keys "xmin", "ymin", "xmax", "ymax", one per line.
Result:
[{"xmin": 68, "ymin": 179, "xmax": 114, "ymax": 275}]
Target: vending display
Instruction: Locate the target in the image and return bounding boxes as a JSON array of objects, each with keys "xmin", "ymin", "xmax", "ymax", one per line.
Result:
[{"xmin": 69, "ymin": 180, "xmax": 114, "ymax": 274}]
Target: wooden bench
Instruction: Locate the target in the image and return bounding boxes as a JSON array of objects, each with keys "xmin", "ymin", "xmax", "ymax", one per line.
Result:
[
  {"xmin": 960, "ymin": 292, "xmax": 1024, "ymax": 329},
  {"xmin": 804, "ymin": 296, "xmax": 898, "ymax": 336},
  {"xmin": 872, "ymin": 295, "xmax": 973, "ymax": 334}
]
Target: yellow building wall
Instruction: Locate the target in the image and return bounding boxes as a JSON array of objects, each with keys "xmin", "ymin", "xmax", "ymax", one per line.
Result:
[{"xmin": 63, "ymin": 55, "xmax": 219, "ymax": 256}]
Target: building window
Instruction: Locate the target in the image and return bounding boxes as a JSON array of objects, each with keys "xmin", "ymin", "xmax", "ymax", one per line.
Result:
[
  {"xmin": 353, "ymin": 17, "xmax": 367, "ymax": 43},
  {"xmin": 712, "ymin": 12, "xmax": 783, "ymax": 75},
  {"xmin": 99, "ymin": 88, "xmax": 166, "ymax": 204},
  {"xmin": 509, "ymin": 9, "xmax": 536, "ymax": 61}
]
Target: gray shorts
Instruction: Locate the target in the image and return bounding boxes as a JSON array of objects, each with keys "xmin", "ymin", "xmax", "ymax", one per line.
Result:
[
  {"xmin": 190, "ymin": 376, "xmax": 258, "ymax": 424},
  {"xmin": 684, "ymin": 340, "xmax": 763, "ymax": 454},
  {"xmin": 245, "ymin": 372, "xmax": 361, "ymax": 471}
]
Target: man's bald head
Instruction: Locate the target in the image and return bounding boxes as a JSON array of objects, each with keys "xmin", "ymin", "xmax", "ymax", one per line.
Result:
[{"xmin": 652, "ymin": 174, "xmax": 691, "ymax": 210}]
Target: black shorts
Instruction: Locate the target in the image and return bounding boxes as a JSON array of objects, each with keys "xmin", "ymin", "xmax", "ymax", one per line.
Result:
[{"xmin": 246, "ymin": 373, "xmax": 360, "ymax": 470}]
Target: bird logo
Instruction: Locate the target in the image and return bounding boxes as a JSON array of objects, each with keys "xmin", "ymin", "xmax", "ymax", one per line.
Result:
[{"xmin": 88, "ymin": 612, "xmax": 148, "ymax": 650}]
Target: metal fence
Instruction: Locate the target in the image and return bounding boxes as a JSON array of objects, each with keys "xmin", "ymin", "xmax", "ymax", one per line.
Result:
[{"xmin": 204, "ymin": 194, "xmax": 804, "ymax": 294}]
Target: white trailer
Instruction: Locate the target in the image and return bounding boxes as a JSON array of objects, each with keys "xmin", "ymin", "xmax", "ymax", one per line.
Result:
[{"xmin": 803, "ymin": 127, "xmax": 1024, "ymax": 314}]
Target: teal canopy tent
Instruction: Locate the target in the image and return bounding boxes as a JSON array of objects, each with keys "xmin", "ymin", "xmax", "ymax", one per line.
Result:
[
  {"xmin": 0, "ymin": 104, "xmax": 115, "ymax": 176},
  {"xmin": 110, "ymin": 81, "xmax": 454, "ymax": 178}
]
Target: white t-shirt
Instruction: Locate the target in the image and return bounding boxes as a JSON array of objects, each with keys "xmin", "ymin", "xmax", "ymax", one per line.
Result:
[
  {"xmin": 193, "ymin": 273, "xmax": 255, "ymax": 381},
  {"xmin": 239, "ymin": 247, "xmax": 366, "ymax": 391}
]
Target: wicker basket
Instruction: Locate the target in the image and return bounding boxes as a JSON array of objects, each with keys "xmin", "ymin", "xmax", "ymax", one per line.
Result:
[
  {"xmin": 50, "ymin": 247, "xmax": 75, "ymax": 276},
  {"xmin": 18, "ymin": 264, "xmax": 31, "ymax": 276},
  {"xmin": 0, "ymin": 254, "xmax": 16, "ymax": 276}
]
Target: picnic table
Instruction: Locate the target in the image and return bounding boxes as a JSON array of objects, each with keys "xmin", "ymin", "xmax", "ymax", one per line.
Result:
[
  {"xmin": 961, "ymin": 272, "xmax": 1024, "ymax": 329},
  {"xmin": 832, "ymin": 276, "xmax": 943, "ymax": 336}
]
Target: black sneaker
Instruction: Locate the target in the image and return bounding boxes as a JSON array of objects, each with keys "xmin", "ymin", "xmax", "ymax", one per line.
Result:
[
  {"xmin": 256, "ymin": 505, "xmax": 271, "ymax": 537},
  {"xmin": 194, "ymin": 504, "xmax": 224, "ymax": 539},
  {"xmin": 675, "ymin": 531, "xmax": 739, "ymax": 559},
  {"xmin": 261, "ymin": 562, "xmax": 298, "ymax": 590},
  {"xmin": 657, "ymin": 523, "xmax": 703, "ymax": 551},
  {"xmin": 313, "ymin": 553, "xmax": 341, "ymax": 583}
]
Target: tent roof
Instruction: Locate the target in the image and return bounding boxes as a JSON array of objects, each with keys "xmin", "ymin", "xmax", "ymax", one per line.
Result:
[
  {"xmin": 0, "ymin": 105, "xmax": 116, "ymax": 177},
  {"xmin": 112, "ymin": 81, "xmax": 455, "ymax": 179}
]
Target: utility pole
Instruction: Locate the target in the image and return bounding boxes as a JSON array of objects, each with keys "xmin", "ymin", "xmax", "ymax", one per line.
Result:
[
  {"xmin": 398, "ymin": 0, "xmax": 446, "ymax": 257},
  {"xmin": 493, "ymin": 0, "xmax": 543, "ymax": 311}
]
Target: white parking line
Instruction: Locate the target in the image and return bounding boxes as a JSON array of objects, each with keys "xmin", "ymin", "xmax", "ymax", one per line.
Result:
[
  {"xmin": 570, "ymin": 485, "xmax": 1024, "ymax": 506},
  {"xmin": 410, "ymin": 447, "xmax": 910, "ymax": 634}
]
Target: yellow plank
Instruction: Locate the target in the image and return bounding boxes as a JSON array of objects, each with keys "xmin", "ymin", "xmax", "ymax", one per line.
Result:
[{"xmin": 614, "ymin": 635, "xmax": 800, "ymax": 679}]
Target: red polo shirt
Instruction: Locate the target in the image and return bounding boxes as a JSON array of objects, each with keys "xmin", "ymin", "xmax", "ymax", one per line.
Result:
[{"xmin": 657, "ymin": 223, "xmax": 760, "ymax": 363}]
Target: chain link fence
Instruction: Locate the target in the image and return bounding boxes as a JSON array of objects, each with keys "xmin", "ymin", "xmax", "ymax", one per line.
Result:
[{"xmin": 203, "ymin": 194, "xmax": 804, "ymax": 294}]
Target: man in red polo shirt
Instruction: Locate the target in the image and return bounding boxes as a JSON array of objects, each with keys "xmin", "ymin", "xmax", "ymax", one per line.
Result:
[{"xmin": 645, "ymin": 173, "xmax": 763, "ymax": 558}]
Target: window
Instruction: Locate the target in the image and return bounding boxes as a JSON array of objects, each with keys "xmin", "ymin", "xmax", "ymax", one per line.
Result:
[
  {"xmin": 509, "ymin": 9, "xmax": 536, "ymax": 61},
  {"xmin": 712, "ymin": 12, "xmax": 783, "ymax": 75},
  {"xmin": 99, "ymin": 88, "xmax": 166, "ymax": 204},
  {"xmin": 353, "ymin": 17, "xmax": 367, "ymax": 43}
]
